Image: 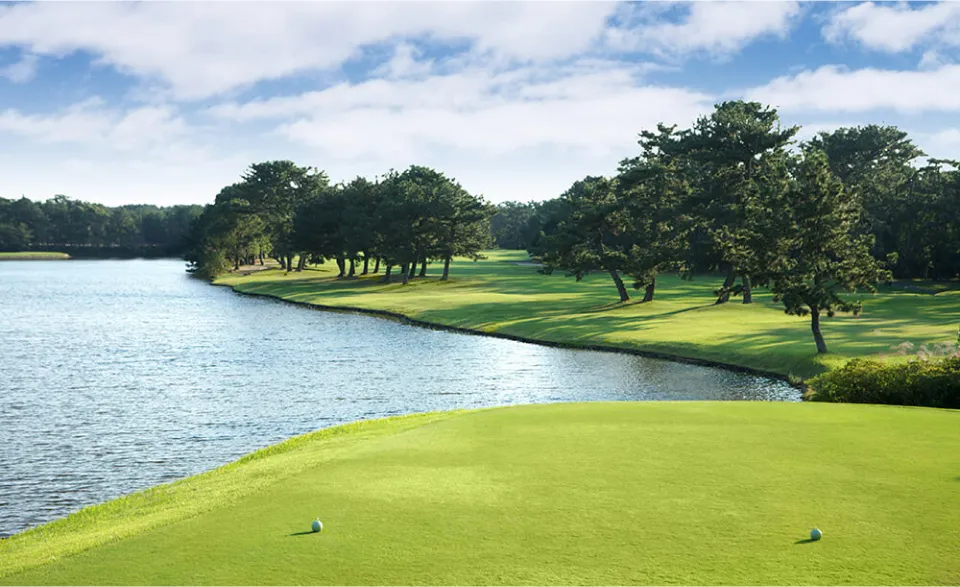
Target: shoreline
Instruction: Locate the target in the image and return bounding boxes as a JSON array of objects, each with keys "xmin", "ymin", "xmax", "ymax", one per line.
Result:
[
  {"xmin": 213, "ymin": 279, "xmax": 806, "ymax": 393},
  {"xmin": 0, "ymin": 252, "xmax": 70, "ymax": 261}
]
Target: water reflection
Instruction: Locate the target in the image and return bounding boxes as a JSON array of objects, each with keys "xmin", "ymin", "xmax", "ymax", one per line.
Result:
[{"xmin": 0, "ymin": 259, "xmax": 798, "ymax": 537}]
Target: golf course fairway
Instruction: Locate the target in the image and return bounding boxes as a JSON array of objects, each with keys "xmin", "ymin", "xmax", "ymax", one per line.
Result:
[{"xmin": 1, "ymin": 402, "xmax": 957, "ymax": 585}]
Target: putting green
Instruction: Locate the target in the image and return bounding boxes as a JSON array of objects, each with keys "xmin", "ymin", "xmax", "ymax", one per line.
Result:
[{"xmin": 1, "ymin": 402, "xmax": 957, "ymax": 585}]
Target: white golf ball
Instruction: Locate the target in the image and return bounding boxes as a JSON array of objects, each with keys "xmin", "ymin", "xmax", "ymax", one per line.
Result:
[
  {"xmin": 312, "ymin": 519, "xmax": 323, "ymax": 533},
  {"xmin": 810, "ymin": 528, "xmax": 822, "ymax": 541}
]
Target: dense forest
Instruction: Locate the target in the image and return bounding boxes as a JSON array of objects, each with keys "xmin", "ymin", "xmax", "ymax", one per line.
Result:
[{"xmin": 0, "ymin": 195, "xmax": 202, "ymax": 257}]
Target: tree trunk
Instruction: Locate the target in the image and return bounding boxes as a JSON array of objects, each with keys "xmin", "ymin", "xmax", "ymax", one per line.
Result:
[
  {"xmin": 258, "ymin": 248, "xmax": 264, "ymax": 265},
  {"xmin": 373, "ymin": 258, "xmax": 380, "ymax": 274},
  {"xmin": 296, "ymin": 255, "xmax": 306, "ymax": 272},
  {"xmin": 642, "ymin": 277, "xmax": 656, "ymax": 302},
  {"xmin": 742, "ymin": 274, "xmax": 753, "ymax": 304},
  {"xmin": 441, "ymin": 256, "xmax": 451, "ymax": 281},
  {"xmin": 408, "ymin": 261, "xmax": 416, "ymax": 279},
  {"xmin": 811, "ymin": 309, "xmax": 828, "ymax": 354},
  {"xmin": 382, "ymin": 264, "xmax": 393, "ymax": 283},
  {"xmin": 401, "ymin": 263, "xmax": 409, "ymax": 285},
  {"xmin": 278, "ymin": 256, "xmax": 286, "ymax": 270},
  {"xmin": 715, "ymin": 265, "xmax": 736, "ymax": 305},
  {"xmin": 361, "ymin": 254, "xmax": 369, "ymax": 275},
  {"xmin": 608, "ymin": 269, "xmax": 630, "ymax": 302},
  {"xmin": 336, "ymin": 255, "xmax": 345, "ymax": 277},
  {"xmin": 286, "ymin": 254, "xmax": 293, "ymax": 273},
  {"xmin": 233, "ymin": 258, "xmax": 239, "ymax": 271},
  {"xmin": 348, "ymin": 258, "xmax": 355, "ymax": 278},
  {"xmin": 418, "ymin": 257, "xmax": 427, "ymax": 277}
]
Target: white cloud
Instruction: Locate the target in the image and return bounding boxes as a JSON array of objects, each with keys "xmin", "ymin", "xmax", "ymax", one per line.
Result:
[
  {"xmin": 605, "ymin": 1, "xmax": 801, "ymax": 58},
  {"xmin": 0, "ymin": 53, "xmax": 38, "ymax": 83},
  {"xmin": 373, "ymin": 43, "xmax": 434, "ymax": 80},
  {"xmin": 919, "ymin": 128, "xmax": 960, "ymax": 160},
  {"xmin": 744, "ymin": 64, "xmax": 960, "ymax": 113},
  {"xmin": 0, "ymin": 1, "xmax": 618, "ymax": 100},
  {"xmin": 823, "ymin": 1, "xmax": 960, "ymax": 53},
  {"xmin": 202, "ymin": 58, "xmax": 715, "ymax": 203},
  {"xmin": 0, "ymin": 99, "xmax": 187, "ymax": 150},
  {"xmin": 792, "ymin": 120, "xmax": 866, "ymax": 144},
  {"xmin": 918, "ymin": 50, "xmax": 945, "ymax": 70},
  {"xmin": 209, "ymin": 61, "xmax": 712, "ymax": 160}
]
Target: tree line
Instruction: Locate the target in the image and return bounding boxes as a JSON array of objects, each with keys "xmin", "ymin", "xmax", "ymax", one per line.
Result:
[
  {"xmin": 185, "ymin": 163, "xmax": 494, "ymax": 283},
  {"xmin": 490, "ymin": 101, "xmax": 960, "ymax": 353},
  {"xmin": 0, "ymin": 195, "xmax": 202, "ymax": 257}
]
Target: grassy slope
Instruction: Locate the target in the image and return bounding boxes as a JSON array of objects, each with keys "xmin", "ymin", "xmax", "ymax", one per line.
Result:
[
  {"xmin": 0, "ymin": 252, "xmax": 69, "ymax": 260},
  {"xmin": 2, "ymin": 402, "xmax": 957, "ymax": 585},
  {"xmin": 215, "ymin": 250, "xmax": 960, "ymax": 379}
]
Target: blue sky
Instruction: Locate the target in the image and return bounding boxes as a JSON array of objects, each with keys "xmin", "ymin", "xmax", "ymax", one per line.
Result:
[{"xmin": 1, "ymin": 1, "xmax": 959, "ymax": 206}]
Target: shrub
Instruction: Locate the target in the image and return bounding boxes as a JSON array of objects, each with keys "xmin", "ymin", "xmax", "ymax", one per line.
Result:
[{"xmin": 808, "ymin": 357, "xmax": 960, "ymax": 409}]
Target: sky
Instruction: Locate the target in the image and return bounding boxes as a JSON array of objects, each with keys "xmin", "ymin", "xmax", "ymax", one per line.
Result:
[{"xmin": 1, "ymin": 0, "xmax": 960, "ymax": 207}]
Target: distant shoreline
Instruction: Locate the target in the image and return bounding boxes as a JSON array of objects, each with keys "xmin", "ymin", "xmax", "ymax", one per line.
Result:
[{"xmin": 0, "ymin": 252, "xmax": 70, "ymax": 260}]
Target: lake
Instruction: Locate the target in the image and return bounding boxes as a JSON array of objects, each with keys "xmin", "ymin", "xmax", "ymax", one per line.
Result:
[{"xmin": 0, "ymin": 259, "xmax": 799, "ymax": 537}]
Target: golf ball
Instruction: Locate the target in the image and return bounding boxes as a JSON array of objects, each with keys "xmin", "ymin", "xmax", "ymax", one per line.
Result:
[
  {"xmin": 810, "ymin": 528, "xmax": 822, "ymax": 541},
  {"xmin": 312, "ymin": 519, "xmax": 323, "ymax": 533}
]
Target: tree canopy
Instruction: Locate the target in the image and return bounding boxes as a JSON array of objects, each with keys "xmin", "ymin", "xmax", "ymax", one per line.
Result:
[{"xmin": 186, "ymin": 163, "xmax": 493, "ymax": 283}]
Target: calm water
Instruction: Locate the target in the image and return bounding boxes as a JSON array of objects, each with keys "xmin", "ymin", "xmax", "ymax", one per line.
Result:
[{"xmin": 0, "ymin": 260, "xmax": 799, "ymax": 537}]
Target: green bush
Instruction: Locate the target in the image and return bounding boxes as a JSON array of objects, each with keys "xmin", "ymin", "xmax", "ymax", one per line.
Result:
[{"xmin": 808, "ymin": 357, "xmax": 960, "ymax": 409}]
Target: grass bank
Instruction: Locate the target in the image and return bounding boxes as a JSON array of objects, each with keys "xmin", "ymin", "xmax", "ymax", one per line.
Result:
[
  {"xmin": 1, "ymin": 402, "xmax": 957, "ymax": 585},
  {"xmin": 215, "ymin": 250, "xmax": 960, "ymax": 380},
  {"xmin": 0, "ymin": 251, "xmax": 69, "ymax": 260}
]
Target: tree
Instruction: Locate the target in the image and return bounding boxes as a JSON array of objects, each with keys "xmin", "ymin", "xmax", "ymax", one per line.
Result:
[
  {"xmin": 533, "ymin": 176, "xmax": 635, "ymax": 302},
  {"xmin": 808, "ymin": 125, "xmax": 925, "ymax": 276},
  {"xmin": 395, "ymin": 165, "xmax": 451, "ymax": 280},
  {"xmin": 339, "ymin": 177, "xmax": 382, "ymax": 275},
  {"xmin": 681, "ymin": 100, "xmax": 798, "ymax": 304},
  {"xmin": 490, "ymin": 201, "xmax": 538, "ymax": 249},
  {"xmin": 293, "ymin": 186, "xmax": 346, "ymax": 275},
  {"xmin": 237, "ymin": 160, "xmax": 329, "ymax": 272},
  {"xmin": 616, "ymin": 124, "xmax": 692, "ymax": 302},
  {"xmin": 766, "ymin": 150, "xmax": 888, "ymax": 353},
  {"xmin": 917, "ymin": 159, "xmax": 960, "ymax": 279},
  {"xmin": 433, "ymin": 185, "xmax": 494, "ymax": 281}
]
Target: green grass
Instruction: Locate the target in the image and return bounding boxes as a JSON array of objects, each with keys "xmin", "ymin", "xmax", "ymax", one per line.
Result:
[
  {"xmin": 2, "ymin": 402, "xmax": 957, "ymax": 585},
  {"xmin": 214, "ymin": 250, "xmax": 960, "ymax": 379},
  {"xmin": 0, "ymin": 251, "xmax": 69, "ymax": 260}
]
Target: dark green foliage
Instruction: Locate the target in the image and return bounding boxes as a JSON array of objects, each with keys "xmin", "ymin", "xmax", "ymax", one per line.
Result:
[
  {"xmin": 490, "ymin": 201, "xmax": 538, "ymax": 249},
  {"xmin": 0, "ymin": 195, "xmax": 202, "ymax": 256},
  {"xmin": 806, "ymin": 125, "xmax": 923, "ymax": 273},
  {"xmin": 680, "ymin": 101, "xmax": 799, "ymax": 304},
  {"xmin": 616, "ymin": 124, "xmax": 693, "ymax": 301},
  {"xmin": 808, "ymin": 126, "xmax": 960, "ymax": 280},
  {"xmin": 189, "ymin": 163, "xmax": 491, "ymax": 282},
  {"xmin": 531, "ymin": 176, "xmax": 636, "ymax": 302},
  {"xmin": 809, "ymin": 357, "xmax": 960, "ymax": 408},
  {"xmin": 764, "ymin": 150, "xmax": 888, "ymax": 353}
]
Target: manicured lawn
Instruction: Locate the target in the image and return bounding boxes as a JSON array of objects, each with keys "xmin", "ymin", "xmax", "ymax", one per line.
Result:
[
  {"xmin": 215, "ymin": 250, "xmax": 960, "ymax": 379},
  {"xmin": 1, "ymin": 402, "xmax": 957, "ymax": 585},
  {"xmin": 0, "ymin": 251, "xmax": 69, "ymax": 260}
]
